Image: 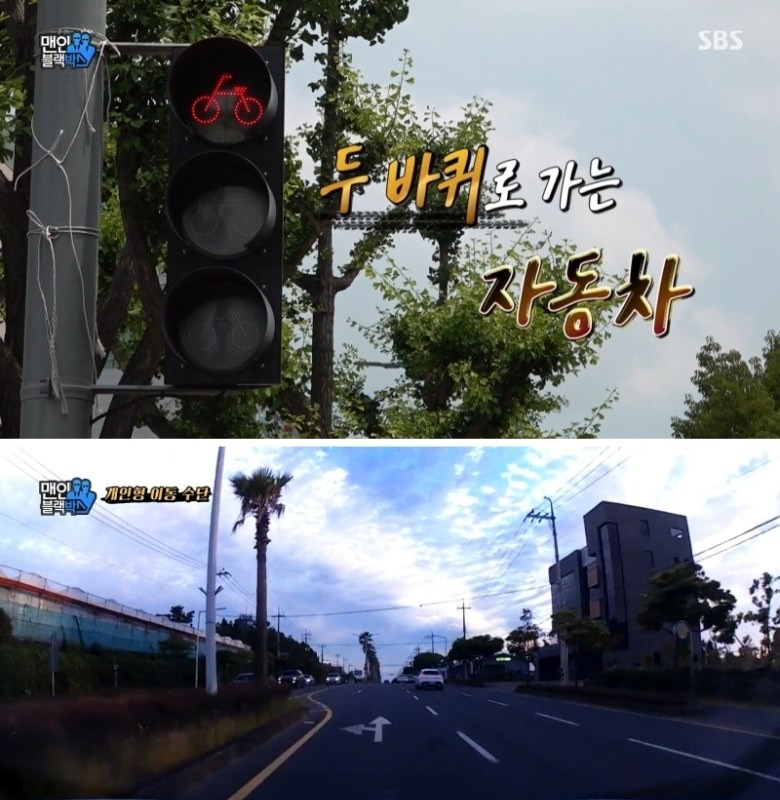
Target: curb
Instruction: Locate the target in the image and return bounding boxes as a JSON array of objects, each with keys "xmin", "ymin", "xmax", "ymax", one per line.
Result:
[{"xmin": 131, "ymin": 706, "xmax": 308, "ymax": 799}]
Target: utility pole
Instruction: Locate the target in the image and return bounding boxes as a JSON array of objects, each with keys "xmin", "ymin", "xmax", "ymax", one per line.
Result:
[
  {"xmin": 20, "ymin": 0, "xmax": 106, "ymax": 438},
  {"xmin": 430, "ymin": 632, "xmax": 435, "ymax": 653},
  {"xmin": 201, "ymin": 447, "xmax": 226, "ymax": 694},
  {"xmin": 457, "ymin": 599, "xmax": 471, "ymax": 640},
  {"xmin": 527, "ymin": 496, "xmax": 569, "ymax": 684},
  {"xmin": 320, "ymin": 643, "xmax": 324, "ymax": 663}
]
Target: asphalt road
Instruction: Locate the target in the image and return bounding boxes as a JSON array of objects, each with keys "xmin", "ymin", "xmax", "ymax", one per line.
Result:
[{"xmin": 174, "ymin": 683, "xmax": 780, "ymax": 800}]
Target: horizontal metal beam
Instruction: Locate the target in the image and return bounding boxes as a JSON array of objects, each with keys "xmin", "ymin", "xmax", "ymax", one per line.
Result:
[{"xmin": 110, "ymin": 42, "xmax": 190, "ymax": 55}]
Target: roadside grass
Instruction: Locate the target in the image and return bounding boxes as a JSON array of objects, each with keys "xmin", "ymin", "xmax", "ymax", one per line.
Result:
[{"xmin": 0, "ymin": 685, "xmax": 295, "ymax": 799}]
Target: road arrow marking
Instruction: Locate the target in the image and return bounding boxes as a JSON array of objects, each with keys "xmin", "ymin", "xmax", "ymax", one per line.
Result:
[
  {"xmin": 369, "ymin": 716, "xmax": 391, "ymax": 743},
  {"xmin": 340, "ymin": 717, "xmax": 392, "ymax": 742},
  {"xmin": 341, "ymin": 724, "xmax": 367, "ymax": 736}
]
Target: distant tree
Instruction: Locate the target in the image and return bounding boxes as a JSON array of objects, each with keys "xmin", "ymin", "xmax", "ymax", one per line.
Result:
[
  {"xmin": 448, "ymin": 635, "xmax": 504, "ymax": 673},
  {"xmin": 167, "ymin": 605, "xmax": 195, "ymax": 624},
  {"xmin": 507, "ymin": 608, "xmax": 543, "ymax": 684},
  {"xmin": 230, "ymin": 468, "xmax": 294, "ymax": 681},
  {"xmin": 412, "ymin": 652, "xmax": 446, "ymax": 671},
  {"xmin": 740, "ymin": 572, "xmax": 779, "ymax": 665},
  {"xmin": 358, "ymin": 631, "xmax": 382, "ymax": 681},
  {"xmin": 0, "ymin": 607, "xmax": 13, "ymax": 641},
  {"xmin": 551, "ymin": 610, "xmax": 610, "ymax": 685},
  {"xmin": 671, "ymin": 332, "xmax": 780, "ymax": 437},
  {"xmin": 637, "ymin": 562, "xmax": 737, "ymax": 665}
]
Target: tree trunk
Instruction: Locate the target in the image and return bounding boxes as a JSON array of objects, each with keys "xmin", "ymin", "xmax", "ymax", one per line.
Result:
[
  {"xmin": 255, "ymin": 539, "xmax": 268, "ymax": 681},
  {"xmin": 311, "ymin": 248, "xmax": 335, "ymax": 436},
  {"xmin": 308, "ymin": 19, "xmax": 341, "ymax": 438}
]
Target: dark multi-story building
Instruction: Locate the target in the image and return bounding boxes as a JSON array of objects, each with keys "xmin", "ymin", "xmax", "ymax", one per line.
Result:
[{"xmin": 544, "ymin": 501, "xmax": 700, "ymax": 675}]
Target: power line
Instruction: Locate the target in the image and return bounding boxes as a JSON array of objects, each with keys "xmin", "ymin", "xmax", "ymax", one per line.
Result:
[
  {"xmin": 548, "ymin": 445, "xmax": 615, "ymax": 503},
  {"xmin": 695, "ymin": 519, "xmax": 780, "ymax": 563},
  {"xmin": 0, "ymin": 510, "xmax": 187, "ymax": 592},
  {"xmin": 693, "ymin": 515, "xmax": 780, "ymax": 559},
  {"xmin": 5, "ymin": 450, "xmax": 207, "ymax": 571}
]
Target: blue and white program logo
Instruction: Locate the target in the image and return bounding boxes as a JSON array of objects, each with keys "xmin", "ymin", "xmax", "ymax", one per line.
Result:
[
  {"xmin": 39, "ymin": 478, "xmax": 97, "ymax": 516},
  {"xmin": 39, "ymin": 31, "xmax": 97, "ymax": 69}
]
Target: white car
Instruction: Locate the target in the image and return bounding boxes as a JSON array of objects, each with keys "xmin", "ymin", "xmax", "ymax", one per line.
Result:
[
  {"xmin": 415, "ymin": 669, "xmax": 444, "ymax": 690},
  {"xmin": 325, "ymin": 672, "xmax": 343, "ymax": 685}
]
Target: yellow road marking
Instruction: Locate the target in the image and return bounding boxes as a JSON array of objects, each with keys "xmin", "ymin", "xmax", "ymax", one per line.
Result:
[{"xmin": 224, "ymin": 694, "xmax": 332, "ymax": 800}]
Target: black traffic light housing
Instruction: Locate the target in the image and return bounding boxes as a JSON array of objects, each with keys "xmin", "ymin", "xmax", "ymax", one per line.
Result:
[{"xmin": 164, "ymin": 37, "xmax": 284, "ymax": 387}]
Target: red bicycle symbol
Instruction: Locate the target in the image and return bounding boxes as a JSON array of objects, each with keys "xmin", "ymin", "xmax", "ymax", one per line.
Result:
[{"xmin": 191, "ymin": 73, "xmax": 265, "ymax": 127}]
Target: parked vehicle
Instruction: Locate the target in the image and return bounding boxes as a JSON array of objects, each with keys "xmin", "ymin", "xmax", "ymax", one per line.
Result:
[
  {"xmin": 231, "ymin": 672, "xmax": 254, "ymax": 684},
  {"xmin": 302, "ymin": 674, "xmax": 315, "ymax": 686},
  {"xmin": 278, "ymin": 669, "xmax": 306, "ymax": 688},
  {"xmin": 415, "ymin": 669, "xmax": 444, "ymax": 690}
]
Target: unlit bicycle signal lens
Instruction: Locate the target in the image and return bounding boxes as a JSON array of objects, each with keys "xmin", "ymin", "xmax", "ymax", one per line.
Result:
[{"xmin": 164, "ymin": 38, "xmax": 284, "ymax": 388}]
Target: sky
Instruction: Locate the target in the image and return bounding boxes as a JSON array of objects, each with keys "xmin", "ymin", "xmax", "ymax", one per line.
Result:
[
  {"xmin": 1, "ymin": 439, "xmax": 778, "ymax": 675},
  {"xmin": 274, "ymin": 0, "xmax": 780, "ymax": 437}
]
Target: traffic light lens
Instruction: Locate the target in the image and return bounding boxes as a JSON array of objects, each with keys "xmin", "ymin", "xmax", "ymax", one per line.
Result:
[
  {"xmin": 169, "ymin": 38, "xmax": 278, "ymax": 145},
  {"xmin": 167, "ymin": 152, "xmax": 275, "ymax": 258},
  {"xmin": 165, "ymin": 269, "xmax": 275, "ymax": 376}
]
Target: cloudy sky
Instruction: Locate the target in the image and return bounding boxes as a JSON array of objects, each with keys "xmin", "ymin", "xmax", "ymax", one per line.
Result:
[
  {"xmin": 1, "ymin": 440, "xmax": 778, "ymax": 674},
  {"xmin": 280, "ymin": 0, "xmax": 780, "ymax": 437}
]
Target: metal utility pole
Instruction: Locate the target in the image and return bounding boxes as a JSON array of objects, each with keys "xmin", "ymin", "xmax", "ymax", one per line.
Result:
[
  {"xmin": 195, "ymin": 605, "xmax": 225, "ymax": 688},
  {"xmin": 527, "ymin": 496, "xmax": 569, "ymax": 683},
  {"xmin": 457, "ymin": 599, "xmax": 471, "ymax": 640},
  {"xmin": 320, "ymin": 643, "xmax": 324, "ymax": 663},
  {"xmin": 20, "ymin": 0, "xmax": 106, "ymax": 438},
  {"xmin": 204, "ymin": 446, "xmax": 225, "ymax": 694}
]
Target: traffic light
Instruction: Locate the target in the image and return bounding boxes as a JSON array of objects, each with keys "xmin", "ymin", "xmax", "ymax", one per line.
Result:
[{"xmin": 164, "ymin": 37, "xmax": 284, "ymax": 387}]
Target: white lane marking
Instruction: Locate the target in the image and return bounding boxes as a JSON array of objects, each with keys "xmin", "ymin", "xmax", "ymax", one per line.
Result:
[
  {"xmin": 456, "ymin": 731, "xmax": 499, "ymax": 763},
  {"xmin": 461, "ymin": 692, "xmax": 474, "ymax": 697},
  {"xmin": 426, "ymin": 706, "xmax": 439, "ymax": 716},
  {"xmin": 487, "ymin": 699, "xmax": 508, "ymax": 707},
  {"xmin": 515, "ymin": 691, "xmax": 780, "ymax": 740},
  {"xmin": 628, "ymin": 738, "xmax": 780, "ymax": 784},
  {"xmin": 303, "ymin": 720, "xmax": 315, "ymax": 725},
  {"xmin": 535, "ymin": 712, "xmax": 579, "ymax": 726},
  {"xmin": 412, "ymin": 695, "xmax": 419, "ymax": 701}
]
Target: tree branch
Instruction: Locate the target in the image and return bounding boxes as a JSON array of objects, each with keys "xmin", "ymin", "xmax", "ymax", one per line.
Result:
[{"xmin": 264, "ymin": 0, "xmax": 305, "ymax": 48}]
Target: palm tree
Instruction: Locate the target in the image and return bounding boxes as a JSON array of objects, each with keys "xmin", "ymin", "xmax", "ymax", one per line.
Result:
[
  {"xmin": 230, "ymin": 467, "xmax": 293, "ymax": 682},
  {"xmin": 358, "ymin": 631, "xmax": 381, "ymax": 681},
  {"xmin": 358, "ymin": 631, "xmax": 373, "ymax": 678}
]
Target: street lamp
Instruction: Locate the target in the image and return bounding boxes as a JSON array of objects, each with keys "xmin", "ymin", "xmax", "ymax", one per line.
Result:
[{"xmin": 195, "ymin": 606, "xmax": 225, "ymax": 688}]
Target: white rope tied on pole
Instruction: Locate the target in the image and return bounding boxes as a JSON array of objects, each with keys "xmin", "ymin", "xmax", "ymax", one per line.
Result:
[
  {"xmin": 25, "ymin": 211, "xmax": 99, "ymax": 412},
  {"xmin": 14, "ymin": 29, "xmax": 118, "ymax": 414}
]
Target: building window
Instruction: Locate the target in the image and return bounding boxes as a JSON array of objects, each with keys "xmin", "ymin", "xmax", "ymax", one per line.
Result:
[
  {"xmin": 646, "ymin": 550, "xmax": 655, "ymax": 568},
  {"xmin": 589, "ymin": 599, "xmax": 602, "ymax": 618},
  {"xmin": 670, "ymin": 527, "xmax": 684, "ymax": 539},
  {"xmin": 587, "ymin": 565, "xmax": 599, "ymax": 588},
  {"xmin": 640, "ymin": 519, "xmax": 650, "ymax": 537}
]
